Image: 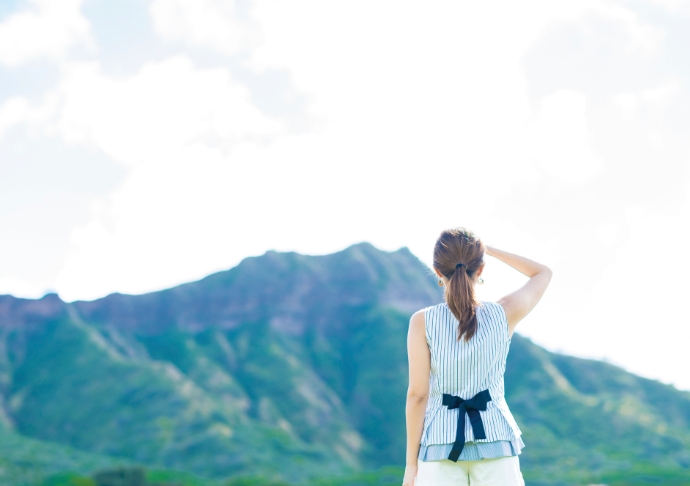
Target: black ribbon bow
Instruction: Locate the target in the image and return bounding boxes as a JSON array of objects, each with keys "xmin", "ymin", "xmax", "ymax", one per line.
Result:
[{"xmin": 441, "ymin": 389, "xmax": 492, "ymax": 462}]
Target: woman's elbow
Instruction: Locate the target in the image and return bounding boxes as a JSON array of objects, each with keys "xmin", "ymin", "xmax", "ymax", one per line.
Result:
[
  {"xmin": 536, "ymin": 265, "xmax": 553, "ymax": 281},
  {"xmin": 407, "ymin": 390, "xmax": 428, "ymax": 404}
]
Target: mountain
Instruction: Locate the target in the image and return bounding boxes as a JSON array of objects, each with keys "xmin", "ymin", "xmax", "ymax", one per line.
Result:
[{"xmin": 0, "ymin": 243, "xmax": 689, "ymax": 486}]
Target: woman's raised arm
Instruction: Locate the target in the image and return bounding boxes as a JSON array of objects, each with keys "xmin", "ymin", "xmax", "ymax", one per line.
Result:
[{"xmin": 486, "ymin": 246, "xmax": 552, "ymax": 336}]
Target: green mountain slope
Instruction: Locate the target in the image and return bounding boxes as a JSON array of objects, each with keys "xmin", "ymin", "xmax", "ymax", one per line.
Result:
[
  {"xmin": 508, "ymin": 335, "xmax": 690, "ymax": 485},
  {"xmin": 0, "ymin": 243, "xmax": 689, "ymax": 485},
  {"xmin": 0, "ymin": 428, "xmax": 127, "ymax": 485}
]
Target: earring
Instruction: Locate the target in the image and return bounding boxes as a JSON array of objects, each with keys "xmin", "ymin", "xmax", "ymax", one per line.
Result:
[
  {"xmin": 478, "ymin": 277, "xmax": 484, "ymax": 285},
  {"xmin": 438, "ymin": 279, "xmax": 444, "ymax": 287}
]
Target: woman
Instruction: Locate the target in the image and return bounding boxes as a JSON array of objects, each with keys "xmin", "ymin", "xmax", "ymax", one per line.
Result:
[{"xmin": 403, "ymin": 228, "xmax": 552, "ymax": 486}]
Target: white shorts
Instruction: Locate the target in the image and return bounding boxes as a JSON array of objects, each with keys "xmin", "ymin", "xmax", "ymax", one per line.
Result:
[{"xmin": 415, "ymin": 456, "xmax": 525, "ymax": 486}]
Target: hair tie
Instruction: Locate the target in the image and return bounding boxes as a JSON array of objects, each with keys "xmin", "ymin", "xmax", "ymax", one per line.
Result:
[{"xmin": 455, "ymin": 263, "xmax": 465, "ymax": 270}]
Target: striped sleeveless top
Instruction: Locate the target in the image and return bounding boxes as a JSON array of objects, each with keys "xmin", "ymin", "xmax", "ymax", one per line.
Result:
[{"xmin": 420, "ymin": 302, "xmax": 522, "ymax": 448}]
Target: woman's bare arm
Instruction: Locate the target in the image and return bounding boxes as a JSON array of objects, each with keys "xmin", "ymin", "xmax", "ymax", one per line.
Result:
[
  {"xmin": 402, "ymin": 310, "xmax": 430, "ymax": 486},
  {"xmin": 486, "ymin": 246, "xmax": 552, "ymax": 336}
]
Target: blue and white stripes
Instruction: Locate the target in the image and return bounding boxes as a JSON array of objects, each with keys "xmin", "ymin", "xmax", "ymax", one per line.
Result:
[
  {"xmin": 420, "ymin": 302, "xmax": 522, "ymax": 447},
  {"xmin": 419, "ymin": 437, "xmax": 524, "ymax": 461}
]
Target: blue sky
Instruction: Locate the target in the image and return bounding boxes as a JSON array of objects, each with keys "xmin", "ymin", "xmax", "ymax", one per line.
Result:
[{"xmin": 1, "ymin": 0, "xmax": 689, "ymax": 390}]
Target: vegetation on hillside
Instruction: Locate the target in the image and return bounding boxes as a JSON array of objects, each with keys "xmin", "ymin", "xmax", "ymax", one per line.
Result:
[{"xmin": 0, "ymin": 243, "xmax": 688, "ymax": 485}]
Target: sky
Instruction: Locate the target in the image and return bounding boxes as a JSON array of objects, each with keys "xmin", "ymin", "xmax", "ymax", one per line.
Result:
[{"xmin": 1, "ymin": 0, "xmax": 689, "ymax": 389}]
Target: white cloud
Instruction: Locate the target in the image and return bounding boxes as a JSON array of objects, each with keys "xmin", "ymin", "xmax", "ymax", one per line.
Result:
[
  {"xmin": 53, "ymin": 1, "xmax": 617, "ymax": 302},
  {"xmin": 588, "ymin": 199, "xmax": 690, "ymax": 389},
  {"xmin": 528, "ymin": 89, "xmax": 602, "ymax": 182},
  {"xmin": 149, "ymin": 0, "xmax": 257, "ymax": 55},
  {"xmin": 647, "ymin": 0, "xmax": 690, "ymax": 14},
  {"xmin": 55, "ymin": 56, "xmax": 282, "ymax": 165},
  {"xmin": 0, "ymin": 97, "xmax": 31, "ymax": 135},
  {"xmin": 588, "ymin": 3, "xmax": 664, "ymax": 55},
  {"xmin": 55, "ymin": 137, "xmax": 335, "ymax": 300},
  {"xmin": 611, "ymin": 92, "xmax": 639, "ymax": 122},
  {"xmin": 608, "ymin": 80, "xmax": 680, "ymax": 148},
  {"xmin": 57, "ymin": 2, "xmax": 587, "ymax": 299},
  {"xmin": 0, "ymin": 94, "xmax": 57, "ymax": 138},
  {"xmin": 641, "ymin": 80, "xmax": 680, "ymax": 107},
  {"xmin": 597, "ymin": 223, "xmax": 621, "ymax": 248},
  {"xmin": 1, "ymin": 55, "xmax": 283, "ymax": 162},
  {"xmin": 0, "ymin": 0, "xmax": 92, "ymax": 67},
  {"xmin": 3, "ymin": 54, "xmax": 285, "ymax": 301},
  {"xmin": 0, "ymin": 276, "xmax": 45, "ymax": 299}
]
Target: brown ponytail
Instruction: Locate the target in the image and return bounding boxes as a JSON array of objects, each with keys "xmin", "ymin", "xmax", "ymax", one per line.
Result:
[{"xmin": 433, "ymin": 228, "xmax": 485, "ymax": 341}]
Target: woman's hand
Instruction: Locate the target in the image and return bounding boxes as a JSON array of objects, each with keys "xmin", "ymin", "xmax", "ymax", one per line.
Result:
[{"xmin": 402, "ymin": 463, "xmax": 418, "ymax": 486}]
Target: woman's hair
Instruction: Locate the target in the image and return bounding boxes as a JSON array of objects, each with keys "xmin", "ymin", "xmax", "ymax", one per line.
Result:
[{"xmin": 433, "ymin": 227, "xmax": 485, "ymax": 341}]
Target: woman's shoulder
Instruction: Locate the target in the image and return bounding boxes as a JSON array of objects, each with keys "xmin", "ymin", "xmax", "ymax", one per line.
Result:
[
  {"xmin": 411, "ymin": 303, "xmax": 447, "ymax": 325},
  {"xmin": 427, "ymin": 302, "xmax": 448, "ymax": 311},
  {"xmin": 478, "ymin": 301, "xmax": 508, "ymax": 321},
  {"xmin": 422, "ymin": 302, "xmax": 450, "ymax": 317},
  {"xmin": 413, "ymin": 302, "xmax": 447, "ymax": 314}
]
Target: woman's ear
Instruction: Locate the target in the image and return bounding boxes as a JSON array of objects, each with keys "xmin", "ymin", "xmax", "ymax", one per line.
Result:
[
  {"xmin": 433, "ymin": 267, "xmax": 444, "ymax": 279},
  {"xmin": 476, "ymin": 262, "xmax": 485, "ymax": 277}
]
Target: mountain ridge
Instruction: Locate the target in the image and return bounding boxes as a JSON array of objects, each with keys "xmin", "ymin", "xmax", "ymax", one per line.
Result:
[{"xmin": 0, "ymin": 243, "xmax": 688, "ymax": 485}]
